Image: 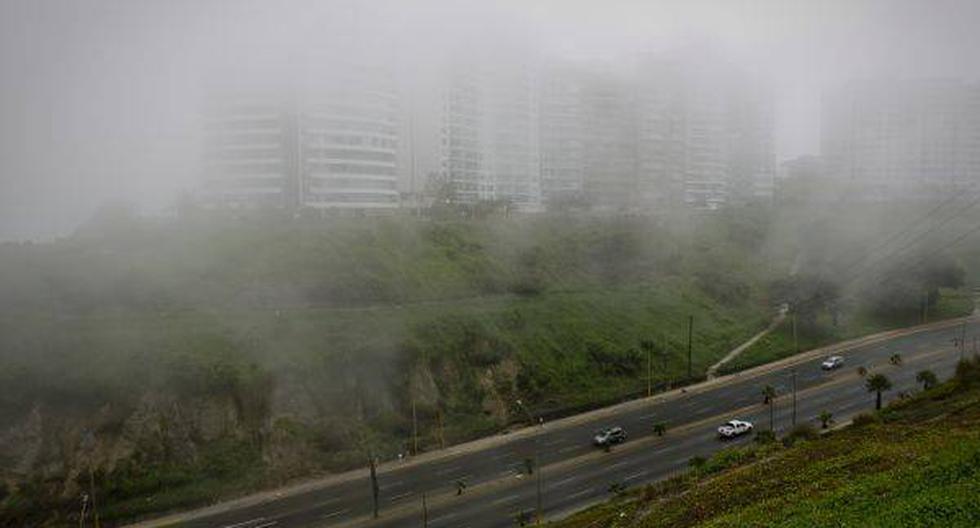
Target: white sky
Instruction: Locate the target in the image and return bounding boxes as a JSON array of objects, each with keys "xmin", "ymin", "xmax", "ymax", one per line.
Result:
[{"xmin": 1, "ymin": 0, "xmax": 979, "ymax": 240}]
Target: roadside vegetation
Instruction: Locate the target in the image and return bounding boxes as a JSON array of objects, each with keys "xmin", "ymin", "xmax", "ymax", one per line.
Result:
[
  {"xmin": 549, "ymin": 355, "xmax": 980, "ymax": 528},
  {"xmin": 0, "ymin": 199, "xmax": 975, "ymax": 525}
]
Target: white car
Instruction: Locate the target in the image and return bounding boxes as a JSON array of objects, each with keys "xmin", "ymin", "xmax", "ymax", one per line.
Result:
[
  {"xmin": 593, "ymin": 426, "xmax": 627, "ymax": 447},
  {"xmin": 717, "ymin": 420, "xmax": 753, "ymax": 439},
  {"xmin": 821, "ymin": 355, "xmax": 845, "ymax": 370}
]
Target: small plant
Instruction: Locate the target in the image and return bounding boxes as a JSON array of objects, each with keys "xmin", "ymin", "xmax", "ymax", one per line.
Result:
[
  {"xmin": 889, "ymin": 353, "xmax": 903, "ymax": 366},
  {"xmin": 688, "ymin": 455, "xmax": 707, "ymax": 469},
  {"xmin": 817, "ymin": 410, "xmax": 833, "ymax": 429},
  {"xmin": 653, "ymin": 422, "xmax": 667, "ymax": 436},
  {"xmin": 608, "ymin": 481, "xmax": 627, "ymax": 494},
  {"xmin": 916, "ymin": 369, "xmax": 938, "ymax": 390},
  {"xmin": 754, "ymin": 430, "xmax": 776, "ymax": 444},
  {"xmin": 856, "ymin": 366, "xmax": 868, "ymax": 378}
]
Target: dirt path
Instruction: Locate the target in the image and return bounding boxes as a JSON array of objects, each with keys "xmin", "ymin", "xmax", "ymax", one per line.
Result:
[{"xmin": 707, "ymin": 303, "xmax": 789, "ymax": 379}]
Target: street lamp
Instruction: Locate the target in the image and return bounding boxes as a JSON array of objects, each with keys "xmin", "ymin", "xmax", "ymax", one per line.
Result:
[{"xmin": 516, "ymin": 399, "xmax": 544, "ymax": 524}]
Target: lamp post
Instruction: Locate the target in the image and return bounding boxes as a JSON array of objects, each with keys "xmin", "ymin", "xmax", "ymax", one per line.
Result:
[{"xmin": 516, "ymin": 399, "xmax": 544, "ymax": 524}]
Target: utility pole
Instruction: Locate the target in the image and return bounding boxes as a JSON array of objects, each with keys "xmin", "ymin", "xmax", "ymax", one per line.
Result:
[
  {"xmin": 792, "ymin": 310, "xmax": 799, "ymax": 355},
  {"xmin": 516, "ymin": 399, "xmax": 544, "ymax": 524},
  {"xmin": 687, "ymin": 315, "xmax": 694, "ymax": 380},
  {"xmin": 436, "ymin": 408, "xmax": 446, "ymax": 449},
  {"xmin": 791, "ymin": 369, "xmax": 797, "ymax": 428},
  {"xmin": 961, "ymin": 323, "xmax": 968, "ymax": 361},
  {"xmin": 411, "ymin": 395, "xmax": 419, "ymax": 456},
  {"xmin": 88, "ymin": 466, "xmax": 100, "ymax": 528},
  {"xmin": 646, "ymin": 343, "xmax": 652, "ymax": 398},
  {"xmin": 369, "ymin": 454, "xmax": 380, "ymax": 519},
  {"xmin": 421, "ymin": 491, "xmax": 429, "ymax": 527}
]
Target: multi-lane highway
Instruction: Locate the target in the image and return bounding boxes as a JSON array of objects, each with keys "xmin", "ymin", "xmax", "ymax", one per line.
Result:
[{"xmin": 134, "ymin": 317, "xmax": 978, "ymax": 528}]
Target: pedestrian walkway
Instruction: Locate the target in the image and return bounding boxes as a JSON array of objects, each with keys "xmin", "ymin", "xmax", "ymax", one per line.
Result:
[{"xmin": 707, "ymin": 303, "xmax": 789, "ymax": 379}]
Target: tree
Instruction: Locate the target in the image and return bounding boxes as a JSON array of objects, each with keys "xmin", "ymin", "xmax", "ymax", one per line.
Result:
[
  {"xmin": 865, "ymin": 374, "xmax": 893, "ymax": 410},
  {"xmin": 818, "ymin": 410, "xmax": 833, "ymax": 429},
  {"xmin": 653, "ymin": 422, "xmax": 667, "ymax": 437},
  {"xmin": 916, "ymin": 369, "xmax": 938, "ymax": 390},
  {"xmin": 889, "ymin": 353, "xmax": 903, "ymax": 366},
  {"xmin": 761, "ymin": 385, "xmax": 777, "ymax": 430}
]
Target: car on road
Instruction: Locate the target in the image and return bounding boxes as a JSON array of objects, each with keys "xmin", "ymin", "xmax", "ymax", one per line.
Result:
[
  {"xmin": 821, "ymin": 355, "xmax": 845, "ymax": 370},
  {"xmin": 593, "ymin": 426, "xmax": 627, "ymax": 447},
  {"xmin": 717, "ymin": 420, "xmax": 753, "ymax": 439}
]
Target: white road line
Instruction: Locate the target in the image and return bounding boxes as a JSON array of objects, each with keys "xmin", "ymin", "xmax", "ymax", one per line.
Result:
[
  {"xmin": 389, "ymin": 491, "xmax": 413, "ymax": 502},
  {"xmin": 254, "ymin": 523, "xmax": 278, "ymax": 528},
  {"xmin": 566, "ymin": 488, "xmax": 593, "ymax": 501},
  {"xmin": 321, "ymin": 508, "xmax": 350, "ymax": 520},
  {"xmin": 492, "ymin": 494, "xmax": 522, "ymax": 505},
  {"xmin": 624, "ymin": 471, "xmax": 645, "ymax": 481},
  {"xmin": 558, "ymin": 445, "xmax": 578, "ymax": 454},
  {"xmin": 436, "ymin": 465, "xmax": 462, "ymax": 475},
  {"xmin": 429, "ymin": 512, "xmax": 459, "ymax": 525},
  {"xmin": 549, "ymin": 476, "xmax": 578, "ymax": 488},
  {"xmin": 607, "ymin": 460, "xmax": 631, "ymax": 470},
  {"xmin": 380, "ymin": 480, "xmax": 404, "ymax": 490},
  {"xmin": 221, "ymin": 518, "xmax": 267, "ymax": 528}
]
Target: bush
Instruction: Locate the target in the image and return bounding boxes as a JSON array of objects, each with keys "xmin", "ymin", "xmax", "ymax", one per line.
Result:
[
  {"xmin": 852, "ymin": 413, "xmax": 879, "ymax": 427},
  {"xmin": 783, "ymin": 424, "xmax": 818, "ymax": 446},
  {"xmin": 754, "ymin": 430, "xmax": 776, "ymax": 444}
]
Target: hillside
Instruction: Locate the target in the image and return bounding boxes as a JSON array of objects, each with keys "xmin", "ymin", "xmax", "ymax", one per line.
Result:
[
  {"xmin": 0, "ymin": 212, "xmax": 776, "ymax": 525},
  {"xmin": 0, "ymin": 205, "xmax": 974, "ymax": 526},
  {"xmin": 549, "ymin": 356, "xmax": 980, "ymax": 528}
]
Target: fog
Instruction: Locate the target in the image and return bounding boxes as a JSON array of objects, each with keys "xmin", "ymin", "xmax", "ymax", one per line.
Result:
[{"xmin": 1, "ymin": 0, "xmax": 980, "ymax": 240}]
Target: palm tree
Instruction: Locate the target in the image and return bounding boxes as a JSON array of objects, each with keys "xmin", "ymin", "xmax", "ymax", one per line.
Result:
[
  {"xmin": 916, "ymin": 369, "xmax": 938, "ymax": 390},
  {"xmin": 761, "ymin": 385, "xmax": 777, "ymax": 430},
  {"xmin": 865, "ymin": 373, "xmax": 893, "ymax": 410},
  {"xmin": 889, "ymin": 353, "xmax": 903, "ymax": 366},
  {"xmin": 818, "ymin": 410, "xmax": 833, "ymax": 429}
]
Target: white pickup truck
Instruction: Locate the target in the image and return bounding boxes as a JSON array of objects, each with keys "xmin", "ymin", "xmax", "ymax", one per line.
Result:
[{"xmin": 717, "ymin": 419, "xmax": 753, "ymax": 439}]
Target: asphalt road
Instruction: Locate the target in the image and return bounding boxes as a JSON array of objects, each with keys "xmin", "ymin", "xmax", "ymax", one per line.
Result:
[{"xmin": 152, "ymin": 318, "xmax": 978, "ymax": 528}]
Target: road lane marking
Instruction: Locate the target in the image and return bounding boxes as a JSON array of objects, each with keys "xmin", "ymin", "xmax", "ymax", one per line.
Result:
[
  {"xmin": 624, "ymin": 471, "xmax": 645, "ymax": 481},
  {"xmin": 566, "ymin": 488, "xmax": 593, "ymax": 501},
  {"xmin": 550, "ymin": 476, "xmax": 578, "ymax": 488},
  {"xmin": 380, "ymin": 480, "xmax": 403, "ymax": 490},
  {"xmin": 389, "ymin": 491, "xmax": 413, "ymax": 502},
  {"xmin": 220, "ymin": 518, "xmax": 267, "ymax": 528},
  {"xmin": 428, "ymin": 512, "xmax": 459, "ymax": 525},
  {"xmin": 492, "ymin": 494, "xmax": 522, "ymax": 505},
  {"xmin": 254, "ymin": 523, "xmax": 278, "ymax": 528},
  {"xmin": 322, "ymin": 508, "xmax": 350, "ymax": 520},
  {"xmin": 558, "ymin": 445, "xmax": 578, "ymax": 454}
]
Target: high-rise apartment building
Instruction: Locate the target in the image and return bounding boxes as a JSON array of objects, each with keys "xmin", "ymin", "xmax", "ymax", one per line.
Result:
[
  {"xmin": 201, "ymin": 65, "xmax": 400, "ymax": 212},
  {"xmin": 440, "ymin": 53, "xmax": 542, "ymax": 211},
  {"xmin": 822, "ymin": 79, "xmax": 980, "ymax": 201}
]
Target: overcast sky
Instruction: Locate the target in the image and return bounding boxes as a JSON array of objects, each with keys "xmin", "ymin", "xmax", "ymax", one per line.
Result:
[{"xmin": 1, "ymin": 0, "xmax": 979, "ymax": 240}]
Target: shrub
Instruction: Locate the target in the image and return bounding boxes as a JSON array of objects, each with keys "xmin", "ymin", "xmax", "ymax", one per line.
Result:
[
  {"xmin": 754, "ymin": 430, "xmax": 776, "ymax": 444},
  {"xmin": 852, "ymin": 413, "xmax": 879, "ymax": 427},
  {"xmin": 783, "ymin": 424, "xmax": 818, "ymax": 446}
]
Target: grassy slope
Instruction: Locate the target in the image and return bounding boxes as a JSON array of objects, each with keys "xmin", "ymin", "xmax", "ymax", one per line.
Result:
[
  {"xmin": 0, "ymin": 214, "xmax": 774, "ymax": 524},
  {"xmin": 550, "ymin": 361, "xmax": 980, "ymax": 528}
]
